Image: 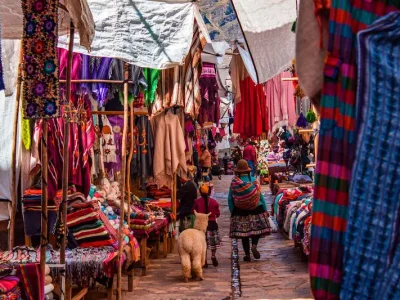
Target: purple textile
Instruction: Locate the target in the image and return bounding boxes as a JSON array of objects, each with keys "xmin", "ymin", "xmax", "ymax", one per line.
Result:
[{"xmin": 198, "ymin": 63, "xmax": 221, "ymax": 125}]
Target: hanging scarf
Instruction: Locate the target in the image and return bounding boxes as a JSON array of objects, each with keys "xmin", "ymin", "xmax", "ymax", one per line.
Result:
[
  {"xmin": 101, "ymin": 115, "xmax": 117, "ymax": 164},
  {"xmin": 143, "ymin": 68, "xmax": 160, "ymax": 106},
  {"xmin": 22, "ymin": 0, "xmax": 60, "ymax": 119}
]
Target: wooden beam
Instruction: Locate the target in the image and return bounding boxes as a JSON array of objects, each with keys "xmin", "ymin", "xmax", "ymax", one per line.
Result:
[
  {"xmin": 9, "ymin": 42, "xmax": 23, "ymax": 250},
  {"xmin": 71, "ymin": 288, "xmax": 88, "ymax": 300},
  {"xmin": 40, "ymin": 119, "xmax": 49, "ymax": 273},
  {"xmin": 116, "ymin": 63, "xmax": 129, "ymax": 300},
  {"xmin": 91, "ymin": 111, "xmax": 148, "ymax": 116},
  {"xmin": 60, "ymin": 22, "xmax": 75, "ymax": 280},
  {"xmin": 281, "ymin": 77, "xmax": 298, "ymax": 81}
]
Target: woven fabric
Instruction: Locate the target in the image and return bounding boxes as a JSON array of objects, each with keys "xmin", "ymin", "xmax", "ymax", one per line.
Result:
[
  {"xmin": 341, "ymin": 12, "xmax": 400, "ymax": 300},
  {"xmin": 17, "ymin": 263, "xmax": 43, "ymax": 300},
  {"xmin": 22, "ymin": 0, "xmax": 60, "ymax": 119},
  {"xmin": 309, "ymin": 1, "xmax": 400, "ymax": 299},
  {"xmin": 230, "ymin": 176, "xmax": 261, "ymax": 211},
  {"xmin": 182, "ymin": 22, "xmax": 206, "ymax": 118},
  {"xmin": 229, "ymin": 210, "xmax": 271, "ymax": 238},
  {"xmin": 206, "ymin": 230, "xmax": 222, "ymax": 250}
]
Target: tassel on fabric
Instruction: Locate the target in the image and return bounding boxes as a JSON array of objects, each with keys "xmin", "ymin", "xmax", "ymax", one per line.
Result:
[
  {"xmin": 306, "ymin": 109, "xmax": 317, "ymax": 124},
  {"xmin": 296, "ymin": 113, "xmax": 308, "ymax": 128},
  {"xmin": 291, "ymin": 19, "xmax": 297, "ymax": 33}
]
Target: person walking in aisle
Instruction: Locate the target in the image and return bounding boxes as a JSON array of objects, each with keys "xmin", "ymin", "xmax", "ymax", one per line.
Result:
[
  {"xmin": 193, "ymin": 183, "xmax": 221, "ymax": 267},
  {"xmin": 228, "ymin": 159, "xmax": 271, "ymax": 261},
  {"xmin": 177, "ymin": 176, "xmax": 198, "ymax": 232},
  {"xmin": 231, "ymin": 146, "xmax": 242, "ymax": 167},
  {"xmin": 222, "ymin": 152, "xmax": 230, "ymax": 175},
  {"xmin": 199, "ymin": 145, "xmax": 212, "ymax": 181},
  {"xmin": 243, "ymin": 141, "xmax": 257, "ymax": 177}
]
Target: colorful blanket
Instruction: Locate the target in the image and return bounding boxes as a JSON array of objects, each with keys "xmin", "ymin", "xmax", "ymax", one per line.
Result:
[
  {"xmin": 230, "ymin": 176, "xmax": 261, "ymax": 211},
  {"xmin": 0, "ymin": 276, "xmax": 19, "ymax": 293}
]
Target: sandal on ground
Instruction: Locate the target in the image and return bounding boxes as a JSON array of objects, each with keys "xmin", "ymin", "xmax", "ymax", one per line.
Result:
[
  {"xmin": 243, "ymin": 255, "xmax": 251, "ymax": 262},
  {"xmin": 251, "ymin": 246, "xmax": 261, "ymax": 259},
  {"xmin": 211, "ymin": 256, "xmax": 219, "ymax": 267}
]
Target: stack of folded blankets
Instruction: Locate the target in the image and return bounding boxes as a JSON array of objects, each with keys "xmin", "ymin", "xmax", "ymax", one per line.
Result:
[
  {"xmin": 146, "ymin": 184, "xmax": 171, "ymax": 200},
  {"xmin": 67, "ymin": 202, "xmax": 117, "ymax": 248},
  {"xmin": 0, "ymin": 267, "xmax": 21, "ymax": 300},
  {"xmin": 22, "ymin": 188, "xmax": 62, "ymax": 237},
  {"xmin": 129, "ymin": 200, "xmax": 156, "ymax": 231}
]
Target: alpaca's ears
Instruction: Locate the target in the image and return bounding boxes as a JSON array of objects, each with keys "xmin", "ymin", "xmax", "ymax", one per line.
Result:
[
  {"xmin": 194, "ymin": 210, "xmax": 198, "ymax": 216},
  {"xmin": 207, "ymin": 212, "xmax": 211, "ymax": 217}
]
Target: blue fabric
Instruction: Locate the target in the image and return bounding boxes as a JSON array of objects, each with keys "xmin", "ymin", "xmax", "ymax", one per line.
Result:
[
  {"xmin": 342, "ymin": 12, "xmax": 400, "ymax": 300},
  {"xmin": 228, "ymin": 175, "xmax": 266, "ymax": 213},
  {"xmin": 247, "ymin": 160, "xmax": 256, "ymax": 177}
]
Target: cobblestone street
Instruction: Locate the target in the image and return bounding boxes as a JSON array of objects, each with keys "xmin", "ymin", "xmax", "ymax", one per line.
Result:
[{"xmin": 128, "ymin": 176, "xmax": 312, "ymax": 299}]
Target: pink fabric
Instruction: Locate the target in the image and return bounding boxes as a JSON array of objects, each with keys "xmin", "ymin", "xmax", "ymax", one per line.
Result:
[{"xmin": 264, "ymin": 72, "xmax": 296, "ymax": 132}]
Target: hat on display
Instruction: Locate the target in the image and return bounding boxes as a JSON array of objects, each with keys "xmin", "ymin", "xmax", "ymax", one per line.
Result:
[
  {"xmin": 295, "ymin": 0, "xmax": 329, "ymax": 111},
  {"xmin": 233, "ymin": 159, "xmax": 252, "ymax": 173}
]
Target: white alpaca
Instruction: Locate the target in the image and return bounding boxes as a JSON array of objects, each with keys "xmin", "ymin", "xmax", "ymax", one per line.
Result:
[{"xmin": 177, "ymin": 210, "xmax": 210, "ymax": 282}]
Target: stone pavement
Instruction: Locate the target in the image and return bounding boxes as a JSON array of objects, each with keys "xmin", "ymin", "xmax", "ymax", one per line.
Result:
[{"xmin": 93, "ymin": 175, "xmax": 313, "ymax": 299}]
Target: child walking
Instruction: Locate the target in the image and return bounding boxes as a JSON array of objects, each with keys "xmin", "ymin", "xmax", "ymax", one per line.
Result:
[{"xmin": 193, "ymin": 183, "xmax": 222, "ymax": 267}]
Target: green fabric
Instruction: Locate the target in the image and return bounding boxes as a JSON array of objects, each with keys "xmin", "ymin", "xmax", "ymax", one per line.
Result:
[
  {"xmin": 70, "ymin": 220, "xmax": 103, "ymax": 233},
  {"xmin": 21, "ymin": 103, "xmax": 32, "ymax": 151},
  {"xmin": 143, "ymin": 68, "xmax": 160, "ymax": 106},
  {"xmin": 118, "ymin": 90, "xmax": 135, "ymax": 106},
  {"xmin": 291, "ymin": 19, "xmax": 297, "ymax": 33},
  {"xmin": 306, "ymin": 109, "xmax": 317, "ymax": 123}
]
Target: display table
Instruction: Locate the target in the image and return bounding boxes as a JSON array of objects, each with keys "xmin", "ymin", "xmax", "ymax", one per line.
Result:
[{"xmin": 132, "ymin": 218, "xmax": 169, "ymax": 276}]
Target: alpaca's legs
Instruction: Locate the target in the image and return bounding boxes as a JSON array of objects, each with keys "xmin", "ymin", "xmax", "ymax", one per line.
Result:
[
  {"xmin": 202, "ymin": 244, "xmax": 207, "ymax": 267},
  {"xmin": 180, "ymin": 252, "xmax": 191, "ymax": 282},
  {"xmin": 192, "ymin": 254, "xmax": 204, "ymax": 280}
]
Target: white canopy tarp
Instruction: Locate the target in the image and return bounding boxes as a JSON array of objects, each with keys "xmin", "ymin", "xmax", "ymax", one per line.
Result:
[
  {"xmin": 58, "ymin": 0, "xmax": 196, "ymax": 69},
  {"xmin": 231, "ymin": 0, "xmax": 296, "ymax": 84}
]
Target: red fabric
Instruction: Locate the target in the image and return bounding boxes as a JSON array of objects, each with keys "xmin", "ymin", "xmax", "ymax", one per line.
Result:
[
  {"xmin": 243, "ymin": 145, "xmax": 257, "ymax": 163},
  {"xmin": 66, "ymin": 208, "xmax": 95, "ymax": 222},
  {"xmin": 233, "ymin": 77, "xmax": 268, "ymax": 138},
  {"xmin": 74, "ymin": 227, "xmax": 107, "ymax": 239},
  {"xmin": 79, "ymin": 240, "xmax": 115, "ymax": 248},
  {"xmin": 192, "ymin": 197, "xmax": 220, "ymax": 221}
]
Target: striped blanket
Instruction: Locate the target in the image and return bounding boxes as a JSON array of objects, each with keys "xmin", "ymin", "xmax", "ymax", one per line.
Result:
[{"xmin": 230, "ymin": 176, "xmax": 261, "ymax": 211}]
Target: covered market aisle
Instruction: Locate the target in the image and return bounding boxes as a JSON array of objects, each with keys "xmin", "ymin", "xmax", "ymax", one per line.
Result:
[
  {"xmin": 116, "ymin": 176, "xmax": 312, "ymax": 300},
  {"xmin": 0, "ymin": 0, "xmax": 399, "ymax": 299}
]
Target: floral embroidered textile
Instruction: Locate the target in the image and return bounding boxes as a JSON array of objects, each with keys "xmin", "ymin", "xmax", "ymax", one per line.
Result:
[{"xmin": 22, "ymin": 0, "xmax": 60, "ymax": 119}]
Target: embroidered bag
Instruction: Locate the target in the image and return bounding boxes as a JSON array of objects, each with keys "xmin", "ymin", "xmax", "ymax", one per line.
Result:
[{"xmin": 230, "ymin": 176, "xmax": 261, "ymax": 211}]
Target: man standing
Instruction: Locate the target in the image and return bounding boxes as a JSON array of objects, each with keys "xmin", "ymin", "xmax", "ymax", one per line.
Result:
[
  {"xmin": 199, "ymin": 145, "xmax": 212, "ymax": 181},
  {"xmin": 243, "ymin": 141, "xmax": 257, "ymax": 177}
]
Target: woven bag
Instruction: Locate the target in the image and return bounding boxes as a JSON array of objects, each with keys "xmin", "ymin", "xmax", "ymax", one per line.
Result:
[{"xmin": 231, "ymin": 176, "xmax": 261, "ymax": 211}]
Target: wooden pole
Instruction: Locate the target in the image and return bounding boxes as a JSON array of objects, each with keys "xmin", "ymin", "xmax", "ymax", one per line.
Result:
[
  {"xmin": 126, "ymin": 103, "xmax": 135, "ymax": 227},
  {"xmin": 60, "ymin": 21, "xmax": 75, "ymax": 272},
  {"xmin": 9, "ymin": 43, "xmax": 23, "ymax": 250},
  {"xmin": 117, "ymin": 63, "xmax": 129, "ymax": 300},
  {"xmin": 40, "ymin": 119, "xmax": 49, "ymax": 273}
]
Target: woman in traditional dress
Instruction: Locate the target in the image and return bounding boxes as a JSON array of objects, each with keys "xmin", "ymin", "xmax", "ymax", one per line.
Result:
[{"xmin": 228, "ymin": 159, "xmax": 271, "ymax": 261}]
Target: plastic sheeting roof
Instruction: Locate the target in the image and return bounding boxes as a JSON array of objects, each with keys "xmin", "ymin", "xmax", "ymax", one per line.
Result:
[
  {"xmin": 58, "ymin": 0, "xmax": 197, "ymax": 69},
  {"xmin": 199, "ymin": 0, "xmax": 296, "ymax": 84}
]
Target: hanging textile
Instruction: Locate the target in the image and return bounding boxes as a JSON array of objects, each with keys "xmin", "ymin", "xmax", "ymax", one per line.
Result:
[
  {"xmin": 264, "ymin": 72, "xmax": 296, "ymax": 133},
  {"xmin": 198, "ymin": 63, "xmax": 221, "ymax": 126},
  {"xmin": 342, "ymin": 12, "xmax": 400, "ymax": 300},
  {"xmin": 152, "ymin": 111, "xmax": 187, "ymax": 188},
  {"xmin": 181, "ymin": 21, "xmax": 206, "ymax": 118},
  {"xmin": 143, "ymin": 69, "xmax": 160, "ymax": 106},
  {"xmin": 307, "ymin": 1, "xmax": 400, "ymax": 299},
  {"xmin": 233, "ymin": 77, "xmax": 268, "ymax": 138},
  {"xmin": 22, "ymin": 0, "xmax": 60, "ymax": 118}
]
